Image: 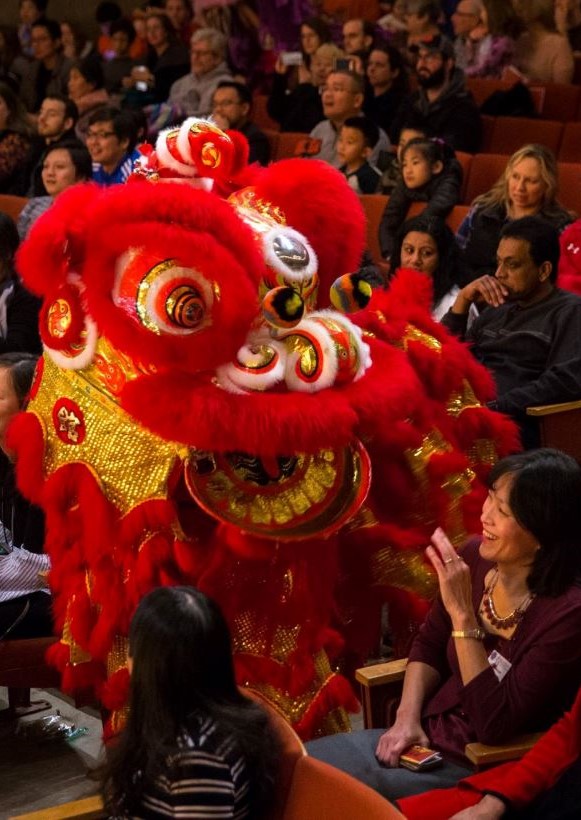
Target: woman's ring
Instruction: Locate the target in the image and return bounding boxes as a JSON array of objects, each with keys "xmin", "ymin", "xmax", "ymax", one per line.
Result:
[{"xmin": 444, "ymin": 557, "xmax": 457, "ymax": 564}]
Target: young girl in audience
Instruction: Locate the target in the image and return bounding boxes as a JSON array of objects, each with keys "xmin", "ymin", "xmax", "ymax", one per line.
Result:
[
  {"xmin": 102, "ymin": 586, "xmax": 279, "ymax": 819},
  {"xmin": 379, "ymin": 137, "xmax": 462, "ymax": 260}
]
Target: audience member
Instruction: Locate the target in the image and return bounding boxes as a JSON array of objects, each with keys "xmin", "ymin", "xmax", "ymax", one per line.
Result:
[
  {"xmin": 380, "ymin": 136, "xmax": 462, "ymax": 258},
  {"xmin": 452, "ymin": 0, "xmax": 483, "ymax": 70},
  {"xmin": 557, "ymin": 217, "xmax": 581, "ymax": 297},
  {"xmin": 86, "ymin": 106, "xmax": 139, "ymax": 187},
  {"xmin": 0, "ymin": 214, "xmax": 41, "ymax": 355},
  {"xmin": 307, "ymin": 448, "xmax": 581, "ymax": 797},
  {"xmin": 17, "ymin": 0, "xmax": 47, "ymax": 60},
  {"xmin": 127, "ymin": 7, "xmax": 149, "ymax": 63},
  {"xmin": 390, "ymin": 35, "xmax": 481, "ymax": 151},
  {"xmin": 337, "ymin": 115, "xmax": 381, "ymax": 193},
  {"xmin": 101, "ymin": 586, "xmax": 279, "ymax": 818},
  {"xmin": 211, "ymin": 81, "xmax": 270, "ymax": 166},
  {"xmin": 124, "ymin": 10, "xmax": 189, "ymax": 106},
  {"xmin": 60, "ymin": 20, "xmax": 94, "ymax": 62},
  {"xmin": 0, "ymin": 351, "xmax": 50, "ymax": 643},
  {"xmin": 378, "ymin": 0, "xmax": 409, "ymax": 45},
  {"xmin": 364, "ymin": 44, "xmax": 409, "ymax": 137},
  {"xmin": 20, "ymin": 18, "xmax": 75, "ymax": 114},
  {"xmin": 0, "ymin": 82, "xmax": 36, "ymax": 196},
  {"xmin": 18, "ymin": 143, "xmax": 92, "ymax": 239},
  {"xmin": 514, "ymin": 0, "xmax": 574, "ymax": 84},
  {"xmin": 103, "ymin": 18, "xmax": 136, "ymax": 95},
  {"xmin": 310, "ymin": 69, "xmax": 390, "ymax": 167},
  {"xmin": 0, "ymin": 25, "xmax": 25, "ymax": 91},
  {"xmin": 390, "ymin": 214, "xmax": 461, "ymax": 319},
  {"xmin": 28, "ymin": 93, "xmax": 80, "ymax": 196},
  {"xmin": 444, "ymin": 217, "xmax": 581, "ymax": 446},
  {"xmin": 299, "ymin": 16, "xmax": 333, "ymax": 69},
  {"xmin": 380, "ymin": 112, "xmax": 432, "ymax": 193},
  {"xmin": 168, "ymin": 28, "xmax": 232, "ymax": 119},
  {"xmin": 67, "ymin": 56, "xmax": 110, "ymax": 139},
  {"xmin": 457, "ymin": 144, "xmax": 572, "ymax": 285},
  {"xmin": 95, "ymin": 0, "xmax": 123, "ymax": 60},
  {"xmin": 459, "ymin": 0, "xmax": 521, "ymax": 79},
  {"xmin": 163, "ymin": 0, "xmax": 195, "ymax": 48},
  {"xmin": 343, "ymin": 18, "xmax": 376, "ymax": 57},
  {"xmin": 404, "ymin": 0, "xmax": 443, "ymax": 52},
  {"xmin": 267, "ymin": 43, "xmax": 338, "ymax": 134},
  {"xmin": 555, "ymin": 0, "xmax": 581, "ymax": 51}
]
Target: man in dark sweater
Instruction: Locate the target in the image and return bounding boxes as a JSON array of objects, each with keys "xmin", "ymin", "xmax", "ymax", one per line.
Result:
[
  {"xmin": 210, "ymin": 81, "xmax": 270, "ymax": 166},
  {"xmin": 390, "ymin": 34, "xmax": 482, "ymax": 152},
  {"xmin": 442, "ymin": 216, "xmax": 581, "ymax": 447}
]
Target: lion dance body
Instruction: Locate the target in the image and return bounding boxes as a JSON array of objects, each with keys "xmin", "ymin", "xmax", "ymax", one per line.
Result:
[{"xmin": 10, "ymin": 120, "xmax": 518, "ymax": 738}]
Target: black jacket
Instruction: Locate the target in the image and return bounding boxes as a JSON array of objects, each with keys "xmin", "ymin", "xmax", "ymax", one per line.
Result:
[
  {"xmin": 267, "ymin": 74, "xmax": 324, "ymax": 133},
  {"xmin": 390, "ymin": 68, "xmax": 482, "ymax": 152},
  {"xmin": 442, "ymin": 288, "xmax": 581, "ymax": 447},
  {"xmin": 379, "ymin": 157, "xmax": 463, "ymax": 258}
]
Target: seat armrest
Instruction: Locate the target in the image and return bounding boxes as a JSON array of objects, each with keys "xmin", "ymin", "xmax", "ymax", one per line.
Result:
[
  {"xmin": 526, "ymin": 400, "xmax": 581, "ymax": 416},
  {"xmin": 464, "ymin": 732, "xmax": 543, "ymax": 769},
  {"xmin": 355, "ymin": 658, "xmax": 407, "ymax": 687},
  {"xmin": 355, "ymin": 659, "xmax": 407, "ymax": 729}
]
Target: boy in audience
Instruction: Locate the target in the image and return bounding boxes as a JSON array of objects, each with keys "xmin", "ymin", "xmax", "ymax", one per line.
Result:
[
  {"xmin": 337, "ymin": 116, "xmax": 381, "ymax": 194},
  {"xmin": 86, "ymin": 106, "xmax": 139, "ymax": 186}
]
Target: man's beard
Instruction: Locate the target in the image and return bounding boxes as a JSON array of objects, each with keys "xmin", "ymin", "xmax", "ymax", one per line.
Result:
[{"xmin": 417, "ymin": 64, "xmax": 447, "ymax": 90}]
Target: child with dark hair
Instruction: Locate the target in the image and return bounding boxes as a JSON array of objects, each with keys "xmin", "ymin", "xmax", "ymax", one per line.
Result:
[
  {"xmin": 102, "ymin": 586, "xmax": 280, "ymax": 819},
  {"xmin": 337, "ymin": 115, "xmax": 381, "ymax": 194},
  {"xmin": 379, "ymin": 136, "xmax": 462, "ymax": 259}
]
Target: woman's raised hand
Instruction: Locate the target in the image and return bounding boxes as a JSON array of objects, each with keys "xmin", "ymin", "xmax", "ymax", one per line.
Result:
[
  {"xmin": 375, "ymin": 719, "xmax": 430, "ymax": 767},
  {"xmin": 426, "ymin": 528, "xmax": 476, "ymax": 629}
]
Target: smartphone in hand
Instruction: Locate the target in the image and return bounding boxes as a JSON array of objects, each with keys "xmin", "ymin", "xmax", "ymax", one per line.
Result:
[{"xmin": 399, "ymin": 745, "xmax": 443, "ymax": 772}]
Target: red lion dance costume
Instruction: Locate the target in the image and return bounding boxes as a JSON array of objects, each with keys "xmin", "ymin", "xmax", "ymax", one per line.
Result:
[{"xmin": 10, "ymin": 120, "xmax": 518, "ymax": 738}]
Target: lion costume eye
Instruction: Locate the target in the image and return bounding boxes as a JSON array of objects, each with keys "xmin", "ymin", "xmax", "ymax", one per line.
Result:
[
  {"xmin": 262, "ymin": 228, "xmax": 317, "ymax": 283},
  {"xmin": 113, "ymin": 251, "xmax": 214, "ymax": 336},
  {"xmin": 260, "ymin": 228, "xmax": 319, "ymax": 310}
]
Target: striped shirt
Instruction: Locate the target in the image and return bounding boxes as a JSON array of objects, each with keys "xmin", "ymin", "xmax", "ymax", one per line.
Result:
[
  {"xmin": 136, "ymin": 716, "xmax": 251, "ymax": 819},
  {"xmin": 0, "ymin": 548, "xmax": 50, "ymax": 603}
]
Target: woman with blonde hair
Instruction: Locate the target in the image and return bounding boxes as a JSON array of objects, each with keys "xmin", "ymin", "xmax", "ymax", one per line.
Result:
[{"xmin": 456, "ymin": 144, "xmax": 572, "ymax": 284}]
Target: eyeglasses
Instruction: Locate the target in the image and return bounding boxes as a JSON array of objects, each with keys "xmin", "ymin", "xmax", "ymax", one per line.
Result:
[{"xmin": 86, "ymin": 130, "xmax": 116, "ymax": 140}]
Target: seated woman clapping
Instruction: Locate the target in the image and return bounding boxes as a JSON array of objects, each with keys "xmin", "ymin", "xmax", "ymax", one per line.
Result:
[{"xmin": 307, "ymin": 448, "xmax": 581, "ymax": 801}]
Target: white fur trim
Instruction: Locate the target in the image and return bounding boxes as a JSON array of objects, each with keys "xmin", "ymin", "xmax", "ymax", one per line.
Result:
[{"xmin": 155, "ymin": 127, "xmax": 198, "ymax": 177}]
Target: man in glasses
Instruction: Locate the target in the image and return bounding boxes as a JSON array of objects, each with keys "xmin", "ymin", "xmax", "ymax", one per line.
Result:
[
  {"xmin": 86, "ymin": 106, "xmax": 139, "ymax": 187},
  {"xmin": 168, "ymin": 27, "xmax": 232, "ymax": 119}
]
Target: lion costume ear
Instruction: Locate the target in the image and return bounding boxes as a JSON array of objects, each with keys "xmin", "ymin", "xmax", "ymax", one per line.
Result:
[{"xmin": 17, "ymin": 184, "xmax": 102, "ymax": 369}]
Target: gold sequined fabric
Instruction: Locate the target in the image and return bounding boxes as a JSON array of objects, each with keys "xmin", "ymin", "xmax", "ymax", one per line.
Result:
[{"xmin": 28, "ymin": 353, "xmax": 185, "ymax": 514}]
